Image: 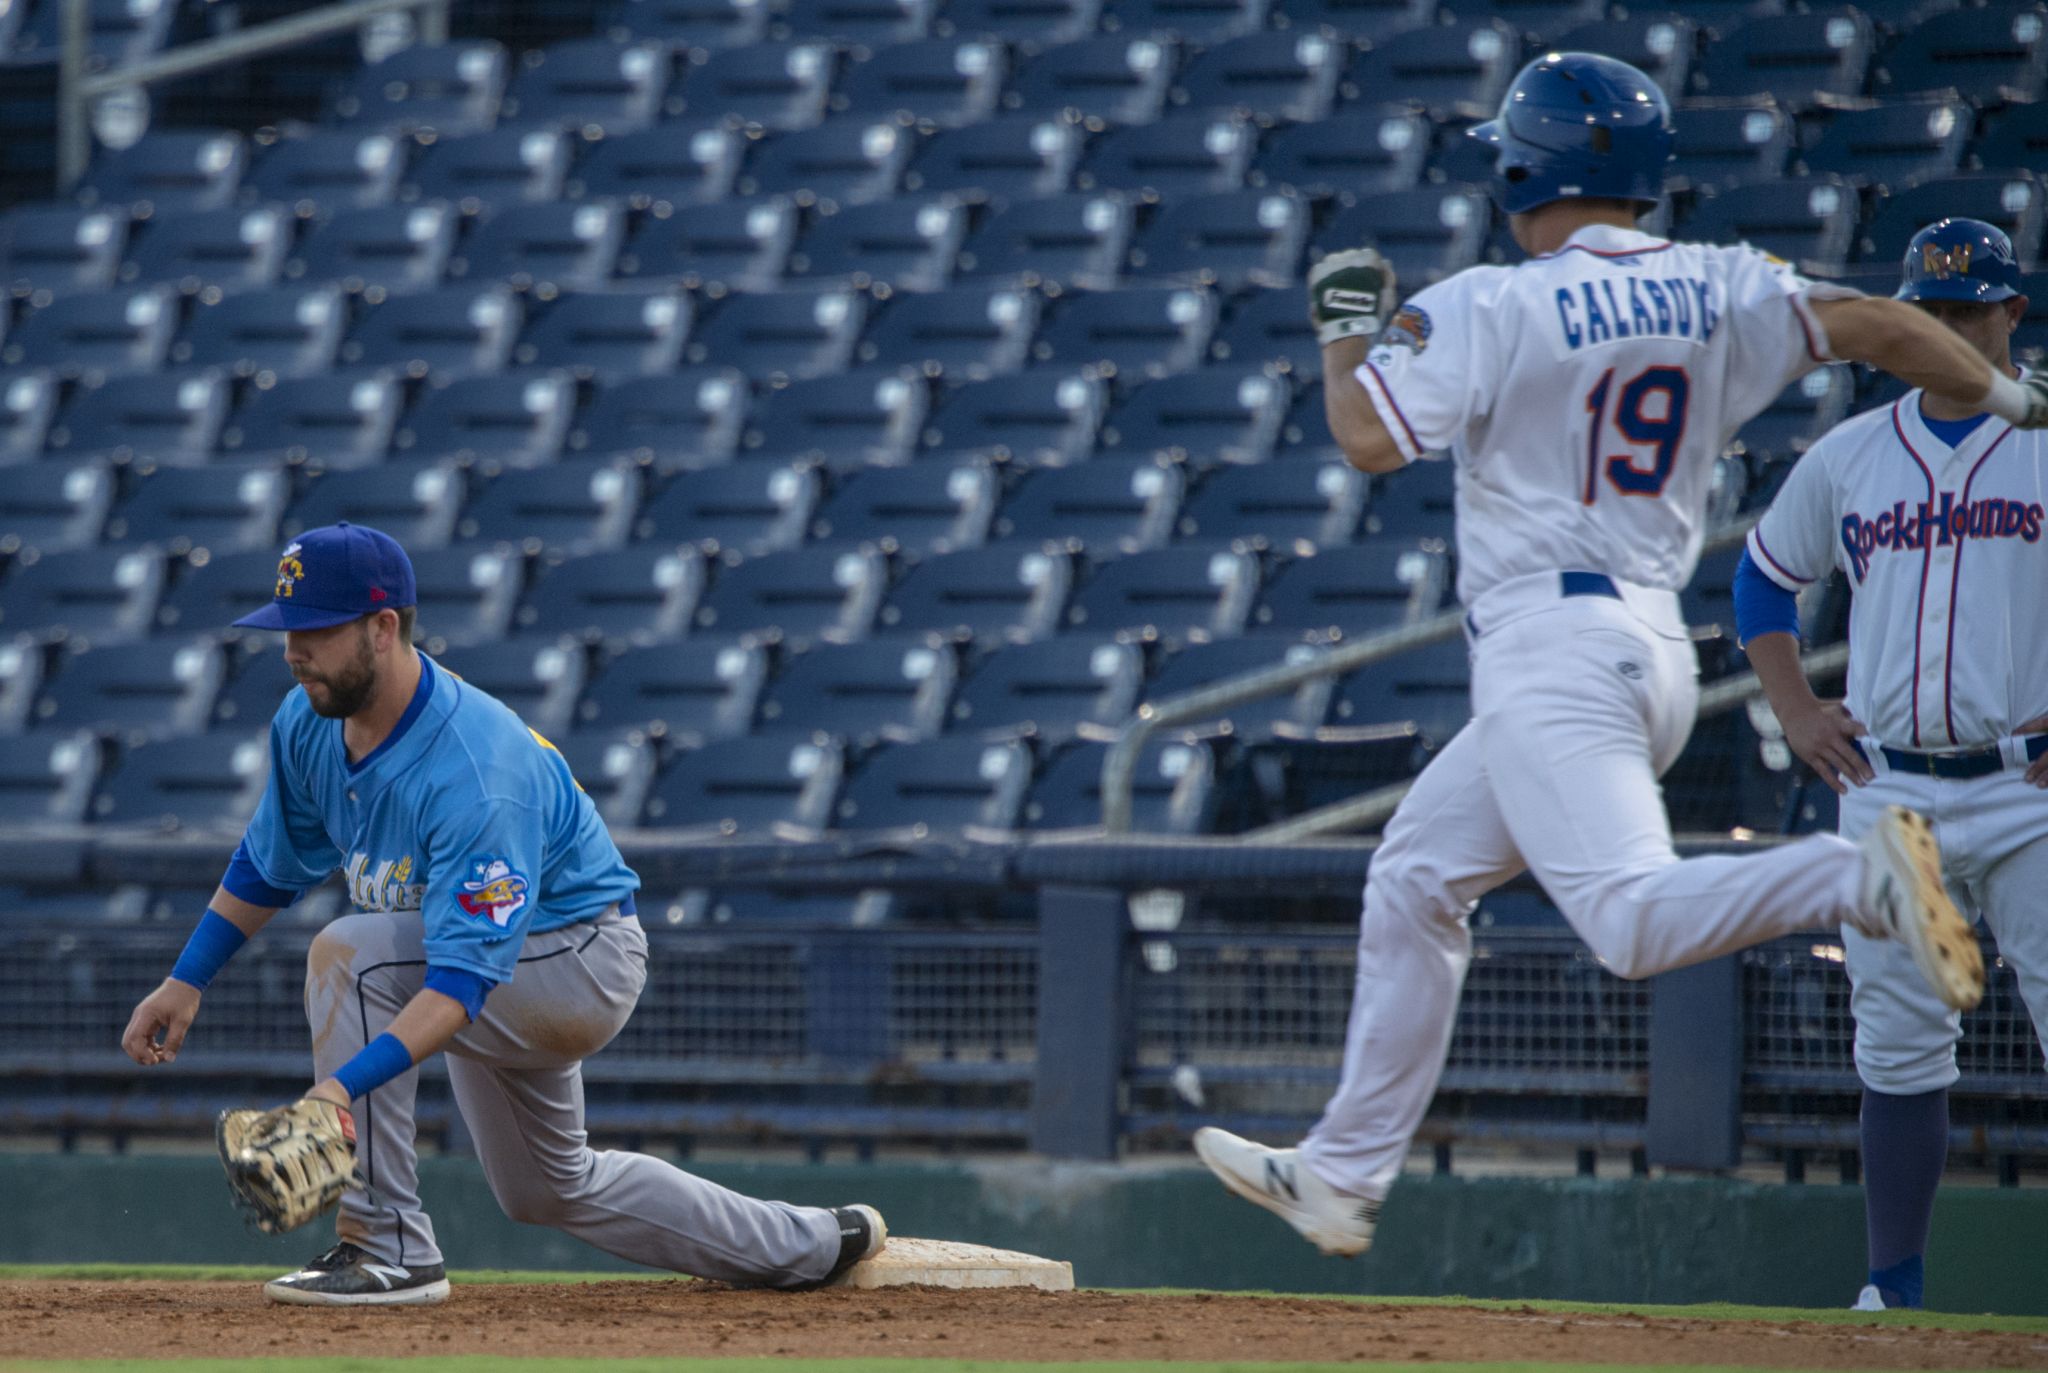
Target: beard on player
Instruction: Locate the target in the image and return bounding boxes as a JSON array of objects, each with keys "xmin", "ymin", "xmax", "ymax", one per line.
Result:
[{"xmin": 295, "ymin": 619, "xmax": 380, "ymax": 719}]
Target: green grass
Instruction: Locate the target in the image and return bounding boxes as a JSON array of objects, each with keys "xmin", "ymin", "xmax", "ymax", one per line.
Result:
[{"xmin": 0, "ymin": 1363, "xmax": 2031, "ymax": 1373}]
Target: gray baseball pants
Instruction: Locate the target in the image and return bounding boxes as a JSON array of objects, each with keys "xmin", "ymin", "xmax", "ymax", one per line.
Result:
[{"xmin": 304, "ymin": 906, "xmax": 844, "ymax": 1285}]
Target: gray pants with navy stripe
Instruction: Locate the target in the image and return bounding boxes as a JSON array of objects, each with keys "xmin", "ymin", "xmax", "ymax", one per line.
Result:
[{"xmin": 305, "ymin": 907, "xmax": 843, "ymax": 1285}]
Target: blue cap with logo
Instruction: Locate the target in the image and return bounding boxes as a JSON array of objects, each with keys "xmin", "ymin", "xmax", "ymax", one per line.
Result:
[
  {"xmin": 232, "ymin": 522, "xmax": 417, "ymax": 631},
  {"xmin": 1895, "ymin": 217, "xmax": 2025, "ymax": 304}
]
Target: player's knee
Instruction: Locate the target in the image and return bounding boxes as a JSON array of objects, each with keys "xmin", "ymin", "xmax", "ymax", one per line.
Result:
[
  {"xmin": 497, "ymin": 1188, "xmax": 571, "ymax": 1227},
  {"xmin": 1364, "ymin": 852, "xmax": 1465, "ymax": 931},
  {"xmin": 492, "ymin": 1156, "xmax": 598, "ymax": 1226}
]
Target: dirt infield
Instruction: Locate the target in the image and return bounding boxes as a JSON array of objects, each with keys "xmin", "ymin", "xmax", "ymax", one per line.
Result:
[{"xmin": 4, "ymin": 1281, "xmax": 2048, "ymax": 1368}]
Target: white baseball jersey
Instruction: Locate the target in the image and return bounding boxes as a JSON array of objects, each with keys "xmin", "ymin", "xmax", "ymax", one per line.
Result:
[
  {"xmin": 1357, "ymin": 223, "xmax": 1855, "ymax": 605},
  {"xmin": 1747, "ymin": 378, "xmax": 2048, "ymax": 749}
]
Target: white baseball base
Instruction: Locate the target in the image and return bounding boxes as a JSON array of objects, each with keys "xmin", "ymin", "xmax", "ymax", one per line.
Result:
[{"xmin": 832, "ymin": 1237, "xmax": 1075, "ymax": 1291}]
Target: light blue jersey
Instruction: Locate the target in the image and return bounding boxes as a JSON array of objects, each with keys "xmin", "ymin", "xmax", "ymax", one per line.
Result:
[{"xmin": 240, "ymin": 654, "xmax": 639, "ymax": 983}]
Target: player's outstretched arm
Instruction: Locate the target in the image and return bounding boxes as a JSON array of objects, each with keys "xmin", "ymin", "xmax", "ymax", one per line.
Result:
[
  {"xmin": 1744, "ymin": 631, "xmax": 1872, "ymax": 796},
  {"xmin": 120, "ymin": 887, "xmax": 281, "ymax": 1066},
  {"xmin": 1323, "ymin": 336, "xmax": 1405, "ymax": 474},
  {"xmin": 1812, "ymin": 295, "xmax": 2048, "ymax": 426},
  {"xmin": 1308, "ymin": 247, "xmax": 1406, "ymax": 474},
  {"xmin": 304, "ymin": 985, "xmax": 471, "ymax": 1111}
]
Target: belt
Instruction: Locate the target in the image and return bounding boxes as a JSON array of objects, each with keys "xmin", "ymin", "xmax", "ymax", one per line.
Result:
[
  {"xmin": 1878, "ymin": 736, "xmax": 2048, "ymax": 779},
  {"xmin": 1466, "ymin": 570, "xmax": 1620, "ymax": 636}
]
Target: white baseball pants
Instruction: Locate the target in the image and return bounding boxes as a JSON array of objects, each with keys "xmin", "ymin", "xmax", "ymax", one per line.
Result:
[{"xmin": 1298, "ymin": 578, "xmax": 1867, "ymax": 1201}]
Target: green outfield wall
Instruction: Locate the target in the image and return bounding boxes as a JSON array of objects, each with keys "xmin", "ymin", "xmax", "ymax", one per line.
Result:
[{"xmin": 3, "ymin": 1155, "xmax": 2043, "ymax": 1314}]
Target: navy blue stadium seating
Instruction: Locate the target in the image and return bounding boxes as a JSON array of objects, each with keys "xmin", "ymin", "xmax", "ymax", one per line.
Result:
[
  {"xmin": 615, "ymin": 195, "xmax": 799, "ymax": 290},
  {"xmin": 571, "ymin": 368, "xmax": 749, "ymax": 466},
  {"xmin": 44, "ymin": 373, "xmax": 230, "ymax": 463},
  {"xmin": 946, "ymin": 634, "xmax": 1143, "ymax": 738},
  {"xmin": 1176, "ymin": 458, "xmax": 1365, "ymax": 549},
  {"xmin": 853, "ymin": 283, "xmax": 1040, "ymax": 378},
  {"xmin": 833, "ymin": 735, "xmax": 1031, "ymax": 829},
  {"xmin": 79, "ymin": 131, "xmax": 246, "ymax": 215},
  {"xmin": 1549, "ymin": 14, "xmax": 1696, "ymax": 93},
  {"xmin": 91, "ymin": 730, "xmax": 268, "ymax": 830},
  {"xmin": 1063, "ymin": 544, "xmax": 1260, "ymax": 638},
  {"xmin": 403, "ymin": 128, "xmax": 574, "ymax": 209},
  {"xmin": 33, "ymin": 636, "xmax": 227, "ymax": 741},
  {"xmin": 1694, "ymin": 8, "xmax": 1875, "ymax": 109},
  {"xmin": 1021, "ymin": 735, "xmax": 1215, "ymax": 830},
  {"xmin": 1005, "ymin": 35, "xmax": 1178, "ymax": 125},
  {"xmin": 1671, "ymin": 101, "xmax": 1795, "ymax": 192},
  {"xmin": 1268, "ymin": 0, "xmax": 1432, "ymax": 43},
  {"xmin": 550, "ymin": 725, "xmax": 662, "ymax": 827},
  {"xmin": 170, "ymin": 286, "xmax": 348, "ymax": 379},
  {"xmin": 0, "ymin": 546, "xmax": 165, "ymax": 644},
  {"xmin": 245, "ymin": 131, "xmax": 408, "ymax": 213},
  {"xmin": 0, "ymin": 205, "xmax": 128, "ymax": 296},
  {"xmin": 0, "ymin": 640, "xmax": 43, "ymax": 734},
  {"xmin": 1679, "ymin": 175, "xmax": 1860, "ymax": 270},
  {"xmin": 1251, "ymin": 537, "xmax": 1446, "ymax": 637},
  {"xmin": 638, "ymin": 462, "xmax": 818, "ymax": 555},
  {"xmin": 0, "ymin": 460, "xmax": 114, "ymax": 554},
  {"xmin": 993, "ymin": 456, "xmax": 1182, "ymax": 555},
  {"xmin": 511, "ymin": 288, "xmax": 692, "ymax": 379},
  {"xmin": 672, "ymin": 41, "xmax": 837, "ymax": 131},
  {"xmin": 1323, "ymin": 635, "xmax": 1471, "ymax": 744},
  {"xmin": 641, "ymin": 733, "xmax": 844, "ymax": 831},
  {"xmin": 1103, "ymin": 0, "xmax": 1269, "ymax": 43},
  {"xmin": 941, "ymin": 0, "xmax": 1102, "ymax": 46},
  {"xmin": 455, "ymin": 462, "xmax": 641, "ymax": 553},
  {"xmin": 448, "ymin": 202, "xmax": 627, "ymax": 290},
  {"xmin": 1208, "ymin": 284, "xmax": 1316, "ymax": 372},
  {"xmin": 786, "ymin": 195, "xmax": 967, "ymax": 290},
  {"xmin": 743, "ymin": 369, "xmax": 932, "ymax": 469},
  {"xmin": 1252, "ymin": 108, "xmax": 1430, "ymax": 197},
  {"xmin": 434, "ymin": 640, "xmax": 589, "ymax": 737},
  {"xmin": 571, "ymin": 124, "xmax": 746, "ymax": 207},
  {"xmin": 1803, "ymin": 99, "xmax": 1970, "ymax": 189},
  {"xmin": 904, "ymin": 116, "xmax": 1082, "ymax": 201},
  {"xmin": 684, "ymin": 288, "xmax": 867, "ymax": 380},
  {"xmin": 329, "ymin": 41, "xmax": 509, "ymax": 135},
  {"xmin": 339, "ymin": 284, "xmax": 522, "ymax": 377},
  {"xmin": 1172, "ymin": 31, "xmax": 1342, "ymax": 122},
  {"xmin": 921, "ymin": 368, "xmax": 1107, "ymax": 463},
  {"xmin": 1127, "ymin": 189, "xmax": 1310, "ymax": 289},
  {"xmin": 120, "ymin": 205, "xmax": 293, "ymax": 294},
  {"xmin": 389, "ymin": 373, "xmax": 575, "ymax": 466},
  {"xmin": 574, "ymin": 637, "xmax": 768, "ymax": 739},
  {"xmin": 739, "ymin": 119, "xmax": 916, "ymax": 205},
  {"xmin": 1861, "ymin": 171, "xmax": 2045, "ymax": 269},
  {"xmin": 14, "ymin": 0, "xmax": 175, "ymax": 68},
  {"xmin": 876, "ymin": 543, "xmax": 1074, "ymax": 639},
  {"xmin": 0, "ymin": 729, "xmax": 104, "ymax": 824},
  {"xmin": 1141, "ymin": 634, "xmax": 1331, "ymax": 736},
  {"xmin": 1317, "ymin": 185, "xmax": 1491, "ymax": 287},
  {"xmin": 810, "ymin": 459, "xmax": 998, "ymax": 553},
  {"xmin": 1367, "ymin": 456, "xmax": 1454, "ymax": 539},
  {"xmin": 1877, "ymin": 4, "xmax": 2048, "ymax": 104},
  {"xmin": 1098, "ymin": 364, "xmax": 1287, "ymax": 463},
  {"xmin": 0, "ymin": 371, "xmax": 60, "ymax": 462},
  {"xmin": 1736, "ymin": 366, "xmax": 1854, "ymax": 464},
  {"xmin": 516, "ymin": 547, "xmax": 706, "ymax": 645},
  {"xmin": 153, "ymin": 549, "xmax": 283, "ymax": 634},
  {"xmin": 757, "ymin": 637, "xmax": 958, "ymax": 740},
  {"xmin": 499, "ymin": 38, "xmax": 669, "ymax": 135},
  {"xmin": 1078, "ymin": 114, "xmax": 1256, "ymax": 197},
  {"xmin": 954, "ymin": 191, "xmax": 1133, "ymax": 287},
  {"xmin": 286, "ymin": 203, "xmax": 459, "ymax": 294},
  {"xmin": 284, "ymin": 462, "xmax": 464, "ymax": 548},
  {"xmin": 1032, "ymin": 284, "xmax": 1217, "ymax": 381},
  {"xmin": 692, "ymin": 544, "xmax": 889, "ymax": 643},
  {"xmin": 102, "ymin": 463, "xmax": 287, "ymax": 552},
  {"xmin": 1340, "ymin": 19, "xmax": 1519, "ymax": 121},
  {"xmin": 606, "ymin": 0, "xmax": 772, "ymax": 51},
  {"xmin": 406, "ymin": 546, "xmax": 527, "ymax": 648},
  {"xmin": 778, "ymin": 0, "xmax": 937, "ymax": 46},
  {"xmin": 217, "ymin": 372, "xmax": 403, "ymax": 467},
  {"xmin": 837, "ymin": 39, "xmax": 1008, "ymax": 128},
  {"xmin": 3, "ymin": 286, "xmax": 179, "ymax": 377}
]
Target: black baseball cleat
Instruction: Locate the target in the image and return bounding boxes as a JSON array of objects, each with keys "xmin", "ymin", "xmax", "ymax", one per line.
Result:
[
  {"xmin": 264, "ymin": 1241, "xmax": 450, "ymax": 1307},
  {"xmin": 809, "ymin": 1204, "xmax": 888, "ymax": 1288}
]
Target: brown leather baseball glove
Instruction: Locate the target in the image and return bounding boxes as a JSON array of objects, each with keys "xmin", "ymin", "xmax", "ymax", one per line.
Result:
[{"xmin": 216, "ymin": 1098, "xmax": 360, "ymax": 1234}]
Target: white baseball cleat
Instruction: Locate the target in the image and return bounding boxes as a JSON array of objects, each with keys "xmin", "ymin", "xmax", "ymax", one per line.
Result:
[
  {"xmin": 1192, "ymin": 1127, "xmax": 1379, "ymax": 1258},
  {"xmin": 1852, "ymin": 1284, "xmax": 1891, "ymax": 1312},
  {"xmin": 1853, "ymin": 805, "xmax": 1984, "ymax": 1011}
]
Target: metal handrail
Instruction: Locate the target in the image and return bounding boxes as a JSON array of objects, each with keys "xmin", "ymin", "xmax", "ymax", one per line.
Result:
[
  {"xmin": 57, "ymin": 0, "xmax": 451, "ymax": 190},
  {"xmin": 1100, "ymin": 513, "xmax": 1786, "ymax": 834}
]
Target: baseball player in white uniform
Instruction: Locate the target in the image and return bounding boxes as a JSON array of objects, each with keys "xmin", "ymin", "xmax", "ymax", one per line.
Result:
[
  {"xmin": 1738, "ymin": 216, "xmax": 2048, "ymax": 1311},
  {"xmin": 1193, "ymin": 53, "xmax": 2048, "ymax": 1260}
]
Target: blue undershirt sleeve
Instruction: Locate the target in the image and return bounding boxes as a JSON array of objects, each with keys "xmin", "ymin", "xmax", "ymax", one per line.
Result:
[
  {"xmin": 422, "ymin": 965, "xmax": 495, "ymax": 1021},
  {"xmin": 1733, "ymin": 547, "xmax": 1803, "ymax": 648},
  {"xmin": 221, "ymin": 839, "xmax": 303, "ymax": 909}
]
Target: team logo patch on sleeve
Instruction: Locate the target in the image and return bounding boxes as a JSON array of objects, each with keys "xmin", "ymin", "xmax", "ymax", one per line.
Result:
[
  {"xmin": 1380, "ymin": 304, "xmax": 1432, "ymax": 354},
  {"xmin": 456, "ymin": 856, "xmax": 529, "ymax": 927}
]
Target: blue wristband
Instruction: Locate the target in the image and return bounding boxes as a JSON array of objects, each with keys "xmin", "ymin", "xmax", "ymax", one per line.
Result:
[
  {"xmin": 169, "ymin": 910, "xmax": 248, "ymax": 993},
  {"xmin": 332, "ymin": 1032, "xmax": 415, "ymax": 1101}
]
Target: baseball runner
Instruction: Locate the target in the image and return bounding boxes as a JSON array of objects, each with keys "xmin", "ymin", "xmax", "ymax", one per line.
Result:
[
  {"xmin": 119, "ymin": 523, "xmax": 885, "ymax": 1305},
  {"xmin": 1737, "ymin": 217, "xmax": 2048, "ymax": 1311},
  {"xmin": 1194, "ymin": 52, "xmax": 2048, "ymax": 1258}
]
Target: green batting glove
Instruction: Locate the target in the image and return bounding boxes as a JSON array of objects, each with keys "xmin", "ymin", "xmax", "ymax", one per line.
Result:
[{"xmin": 1306, "ymin": 247, "xmax": 1394, "ymax": 347}]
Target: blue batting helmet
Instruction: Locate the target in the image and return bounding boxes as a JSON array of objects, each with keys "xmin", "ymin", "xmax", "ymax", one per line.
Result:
[
  {"xmin": 1467, "ymin": 52, "xmax": 1674, "ymax": 216},
  {"xmin": 1894, "ymin": 217, "xmax": 2024, "ymax": 304}
]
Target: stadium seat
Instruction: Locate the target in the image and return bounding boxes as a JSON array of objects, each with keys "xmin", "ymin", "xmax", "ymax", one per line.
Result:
[
  {"xmin": 509, "ymin": 289, "xmax": 689, "ymax": 380},
  {"xmin": 1692, "ymin": 8, "xmax": 1874, "ymax": 109},
  {"xmin": 91, "ymin": 730, "xmax": 267, "ymax": 831},
  {"xmin": 339, "ymin": 285, "xmax": 522, "ymax": 377},
  {"xmin": 836, "ymin": 39, "xmax": 1007, "ymax": 128},
  {"xmin": 550, "ymin": 725, "xmax": 662, "ymax": 826},
  {"xmin": 102, "ymin": 463, "xmax": 287, "ymax": 552},
  {"xmin": 692, "ymin": 544, "xmax": 888, "ymax": 642},
  {"xmin": 31, "ymin": 636, "xmax": 226, "ymax": 740},
  {"xmin": 1078, "ymin": 114, "xmax": 1256, "ymax": 197},
  {"xmin": 853, "ymin": 283, "xmax": 1041, "ymax": 378},
  {"xmin": 0, "ymin": 546, "xmax": 166, "ymax": 643},
  {"xmin": 947, "ymin": 634, "xmax": 1143, "ymax": 738},
  {"xmin": 1251, "ymin": 537, "xmax": 1449, "ymax": 637},
  {"xmin": 403, "ymin": 128, "xmax": 574, "ymax": 209},
  {"xmin": 1274, "ymin": 376, "xmax": 1335, "ymax": 457},
  {"xmin": 576, "ymin": 634, "xmax": 769, "ymax": 739},
  {"xmin": 1064, "ymin": 544, "xmax": 1260, "ymax": 638},
  {"xmin": 833, "ymin": 735, "xmax": 1030, "ymax": 829},
  {"xmin": 671, "ymin": 41, "xmax": 836, "ymax": 131},
  {"xmin": 1177, "ymin": 459, "xmax": 1364, "ymax": 549},
  {"xmin": 1860, "ymin": 172, "xmax": 2045, "ymax": 269},
  {"xmin": 1174, "ymin": 31, "xmax": 1340, "ymax": 123},
  {"xmin": 285, "ymin": 202, "xmax": 458, "ymax": 294},
  {"xmin": 1142, "ymin": 634, "xmax": 1331, "ymax": 737},
  {"xmin": 13, "ymin": 0, "xmax": 175, "ymax": 68},
  {"xmin": 777, "ymin": 0, "xmax": 937, "ymax": 45},
  {"xmin": 0, "ymin": 206, "xmax": 128, "ymax": 296},
  {"xmin": 904, "ymin": 116, "xmax": 1082, "ymax": 201},
  {"xmin": 447, "ymin": 202, "xmax": 626, "ymax": 291},
  {"xmin": 991, "ymin": 456, "xmax": 1183, "ymax": 554},
  {"xmin": 954, "ymin": 191, "xmax": 1133, "ymax": 287},
  {"xmin": 570, "ymin": 368, "xmax": 749, "ymax": 466},
  {"xmin": 1680, "ymin": 541, "xmax": 1746, "ymax": 680},
  {"xmin": 1340, "ymin": 19, "xmax": 1519, "ymax": 121},
  {"xmin": 1021, "ymin": 734, "xmax": 1215, "ymax": 831},
  {"xmin": 641, "ymin": 732, "xmax": 844, "ymax": 830},
  {"xmin": 1004, "ymin": 36, "xmax": 1179, "ymax": 126},
  {"xmin": 0, "ymin": 461, "xmax": 113, "ymax": 554},
  {"xmin": 499, "ymin": 37, "xmax": 669, "ymax": 135},
  {"xmin": 153, "ymin": 549, "xmax": 278, "ymax": 634},
  {"xmin": 78, "ymin": 131, "xmax": 246, "ymax": 215},
  {"xmin": 604, "ymin": 0, "xmax": 771, "ymax": 51},
  {"xmin": 614, "ymin": 195, "xmax": 798, "ymax": 290},
  {"xmin": 738, "ymin": 119, "xmax": 915, "ymax": 205},
  {"xmin": 787, "ymin": 195, "xmax": 966, "ymax": 290},
  {"xmin": 433, "ymin": 640, "xmax": 589, "ymax": 737},
  {"xmin": 638, "ymin": 463, "xmax": 818, "ymax": 554},
  {"xmin": 570, "ymin": 124, "xmax": 746, "ymax": 208},
  {"xmin": 216, "ymin": 372, "xmax": 403, "ymax": 467},
  {"xmin": 1127, "ymin": 189, "xmax": 1308, "ymax": 290},
  {"xmin": 2, "ymin": 286, "xmax": 179, "ymax": 377},
  {"xmin": 876, "ymin": 543, "xmax": 1074, "ymax": 638},
  {"xmin": 1973, "ymin": 103, "xmax": 2048, "ymax": 179},
  {"xmin": 921, "ymin": 368, "xmax": 1107, "ymax": 463},
  {"xmin": 1323, "ymin": 635, "xmax": 1470, "ymax": 743},
  {"xmin": 756, "ymin": 637, "xmax": 957, "ymax": 740},
  {"xmin": 648, "ymin": 885, "xmax": 901, "ymax": 925},
  {"xmin": 0, "ymin": 639, "xmax": 41, "ymax": 734},
  {"xmin": 1035, "ymin": 284, "xmax": 1218, "ymax": 383},
  {"xmin": 1316, "ymin": 185, "xmax": 1490, "ymax": 288},
  {"xmin": 1267, "ymin": 0, "xmax": 1431, "ymax": 43},
  {"xmin": 1801, "ymin": 99, "xmax": 1970, "ymax": 188},
  {"xmin": 1548, "ymin": 13, "xmax": 1695, "ymax": 91},
  {"xmin": 1367, "ymin": 456, "xmax": 1454, "ymax": 538},
  {"xmin": 1103, "ymin": 0, "xmax": 1267, "ymax": 41},
  {"xmin": 405, "ymin": 546, "xmax": 525, "ymax": 648},
  {"xmin": 455, "ymin": 462, "xmax": 640, "ymax": 553},
  {"xmin": 44, "ymin": 373, "xmax": 230, "ymax": 463},
  {"xmin": 329, "ymin": 41, "xmax": 509, "ymax": 136},
  {"xmin": 1670, "ymin": 101, "xmax": 1795, "ymax": 193},
  {"xmin": 284, "ymin": 462, "xmax": 464, "ymax": 548},
  {"xmin": 1678, "ymin": 175, "xmax": 1860, "ymax": 271},
  {"xmin": 169, "ymin": 286, "xmax": 348, "ymax": 379},
  {"xmin": 2015, "ymin": 269, "xmax": 2048, "ymax": 362},
  {"xmin": 0, "ymin": 729, "xmax": 103, "ymax": 824},
  {"xmin": 516, "ymin": 547, "xmax": 705, "ymax": 645},
  {"xmin": 1251, "ymin": 108, "xmax": 1430, "ymax": 197},
  {"xmin": 1734, "ymin": 366, "xmax": 1853, "ymax": 464},
  {"xmin": 939, "ymin": 0, "xmax": 1101, "ymax": 46},
  {"xmin": 390, "ymin": 373, "xmax": 575, "ymax": 466},
  {"xmin": 809, "ymin": 459, "xmax": 997, "ymax": 552},
  {"xmin": 684, "ymin": 289, "xmax": 866, "ymax": 381},
  {"xmin": 1878, "ymin": 4, "xmax": 2048, "ymax": 104},
  {"xmin": 1098, "ymin": 365, "xmax": 1288, "ymax": 463},
  {"xmin": 0, "ymin": 372, "xmax": 60, "ymax": 463},
  {"xmin": 1206, "ymin": 285, "xmax": 1314, "ymax": 374},
  {"xmin": 245, "ymin": 131, "xmax": 408, "ymax": 214}
]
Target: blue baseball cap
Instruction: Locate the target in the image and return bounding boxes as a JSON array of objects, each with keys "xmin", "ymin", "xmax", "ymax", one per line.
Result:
[{"xmin": 232, "ymin": 522, "xmax": 417, "ymax": 631}]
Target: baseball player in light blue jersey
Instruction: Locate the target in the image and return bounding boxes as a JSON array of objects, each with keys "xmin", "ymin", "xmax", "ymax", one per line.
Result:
[
  {"xmin": 121, "ymin": 523, "xmax": 885, "ymax": 1305},
  {"xmin": 1737, "ymin": 218, "xmax": 2048, "ymax": 1310}
]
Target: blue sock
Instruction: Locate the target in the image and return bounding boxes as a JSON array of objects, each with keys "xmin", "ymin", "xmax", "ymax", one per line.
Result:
[{"xmin": 1860, "ymin": 1087, "xmax": 1946, "ymax": 1310}]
